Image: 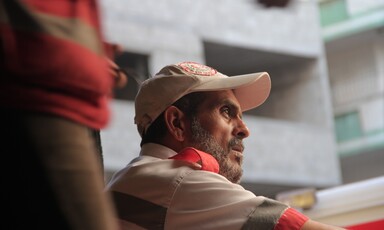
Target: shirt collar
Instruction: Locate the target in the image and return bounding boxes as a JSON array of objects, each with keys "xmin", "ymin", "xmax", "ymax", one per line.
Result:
[{"xmin": 140, "ymin": 143, "xmax": 177, "ymax": 159}]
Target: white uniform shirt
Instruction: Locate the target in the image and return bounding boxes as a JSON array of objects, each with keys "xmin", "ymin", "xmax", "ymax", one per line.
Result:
[{"xmin": 106, "ymin": 143, "xmax": 308, "ymax": 230}]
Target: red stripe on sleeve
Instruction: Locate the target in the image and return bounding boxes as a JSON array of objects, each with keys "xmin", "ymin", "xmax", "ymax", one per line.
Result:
[{"xmin": 274, "ymin": 208, "xmax": 309, "ymax": 230}]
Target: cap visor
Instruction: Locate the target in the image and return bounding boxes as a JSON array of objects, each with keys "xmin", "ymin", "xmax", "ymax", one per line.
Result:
[{"xmin": 194, "ymin": 72, "xmax": 271, "ymax": 111}]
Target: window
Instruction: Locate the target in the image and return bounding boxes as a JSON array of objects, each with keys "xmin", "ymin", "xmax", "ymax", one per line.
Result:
[
  {"xmin": 335, "ymin": 111, "xmax": 362, "ymax": 142},
  {"xmin": 319, "ymin": 0, "xmax": 348, "ymax": 27},
  {"xmin": 113, "ymin": 52, "xmax": 149, "ymax": 101}
]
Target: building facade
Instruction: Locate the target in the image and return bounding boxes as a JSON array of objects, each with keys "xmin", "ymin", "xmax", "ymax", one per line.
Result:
[{"xmin": 319, "ymin": 0, "xmax": 384, "ymax": 184}]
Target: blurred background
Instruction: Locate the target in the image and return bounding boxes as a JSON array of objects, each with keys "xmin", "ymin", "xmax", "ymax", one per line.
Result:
[{"xmin": 99, "ymin": 0, "xmax": 384, "ymax": 227}]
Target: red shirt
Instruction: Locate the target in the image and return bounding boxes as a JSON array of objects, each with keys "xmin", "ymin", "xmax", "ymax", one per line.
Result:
[{"xmin": 0, "ymin": 0, "xmax": 112, "ymax": 129}]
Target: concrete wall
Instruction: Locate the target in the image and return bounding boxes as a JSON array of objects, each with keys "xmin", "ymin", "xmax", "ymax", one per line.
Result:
[
  {"xmin": 100, "ymin": 0, "xmax": 324, "ymax": 70},
  {"xmin": 100, "ymin": 0, "xmax": 342, "ymax": 188}
]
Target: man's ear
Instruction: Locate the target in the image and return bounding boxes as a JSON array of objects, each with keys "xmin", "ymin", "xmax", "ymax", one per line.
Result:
[{"xmin": 164, "ymin": 106, "xmax": 186, "ymax": 141}]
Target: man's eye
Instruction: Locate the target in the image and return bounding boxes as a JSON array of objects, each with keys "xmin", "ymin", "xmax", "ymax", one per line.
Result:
[{"xmin": 221, "ymin": 107, "xmax": 231, "ymax": 116}]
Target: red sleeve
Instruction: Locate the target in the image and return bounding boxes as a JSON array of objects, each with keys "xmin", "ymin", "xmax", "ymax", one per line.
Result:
[{"xmin": 274, "ymin": 208, "xmax": 309, "ymax": 230}]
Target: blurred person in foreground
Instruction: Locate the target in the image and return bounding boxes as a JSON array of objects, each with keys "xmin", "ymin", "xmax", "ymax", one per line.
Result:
[
  {"xmin": 0, "ymin": 1, "xmax": 126, "ymax": 229},
  {"xmin": 106, "ymin": 61, "xmax": 345, "ymax": 229}
]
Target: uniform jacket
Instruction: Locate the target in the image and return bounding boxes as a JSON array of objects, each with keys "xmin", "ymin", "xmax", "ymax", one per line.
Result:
[{"xmin": 107, "ymin": 143, "xmax": 308, "ymax": 230}]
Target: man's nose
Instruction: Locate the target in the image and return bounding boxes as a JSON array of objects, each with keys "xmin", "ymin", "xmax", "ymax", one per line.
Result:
[{"xmin": 233, "ymin": 119, "xmax": 250, "ymax": 139}]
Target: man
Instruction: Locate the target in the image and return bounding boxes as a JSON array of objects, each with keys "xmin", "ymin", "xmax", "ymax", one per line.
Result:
[
  {"xmin": 0, "ymin": 1, "xmax": 126, "ymax": 229},
  {"xmin": 106, "ymin": 62, "xmax": 344, "ymax": 229}
]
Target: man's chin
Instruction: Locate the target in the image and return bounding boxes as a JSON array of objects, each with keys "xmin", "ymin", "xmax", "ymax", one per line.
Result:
[
  {"xmin": 231, "ymin": 171, "xmax": 243, "ymax": 184},
  {"xmin": 224, "ymin": 161, "xmax": 243, "ymax": 184},
  {"xmin": 230, "ymin": 152, "xmax": 243, "ymax": 166}
]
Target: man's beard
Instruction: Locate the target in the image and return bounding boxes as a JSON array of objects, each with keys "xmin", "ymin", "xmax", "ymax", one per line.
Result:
[{"xmin": 190, "ymin": 117, "xmax": 243, "ymax": 183}]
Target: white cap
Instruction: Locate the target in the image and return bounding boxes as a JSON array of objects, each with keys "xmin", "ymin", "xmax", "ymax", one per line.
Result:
[{"xmin": 134, "ymin": 61, "xmax": 271, "ymax": 136}]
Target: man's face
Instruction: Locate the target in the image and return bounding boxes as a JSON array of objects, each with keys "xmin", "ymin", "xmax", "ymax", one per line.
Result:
[{"xmin": 187, "ymin": 90, "xmax": 250, "ymax": 183}]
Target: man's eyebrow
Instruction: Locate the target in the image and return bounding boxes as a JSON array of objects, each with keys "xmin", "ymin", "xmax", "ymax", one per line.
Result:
[{"xmin": 221, "ymin": 99, "xmax": 243, "ymax": 118}]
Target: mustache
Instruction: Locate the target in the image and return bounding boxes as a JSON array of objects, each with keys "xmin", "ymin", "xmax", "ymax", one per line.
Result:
[{"xmin": 229, "ymin": 138, "xmax": 244, "ymax": 152}]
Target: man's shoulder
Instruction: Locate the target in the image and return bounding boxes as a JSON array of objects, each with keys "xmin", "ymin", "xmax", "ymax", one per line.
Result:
[{"xmin": 106, "ymin": 155, "xmax": 235, "ymax": 196}]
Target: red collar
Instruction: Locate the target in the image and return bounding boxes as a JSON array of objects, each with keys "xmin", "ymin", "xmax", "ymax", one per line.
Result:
[{"xmin": 169, "ymin": 147, "xmax": 219, "ymax": 173}]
